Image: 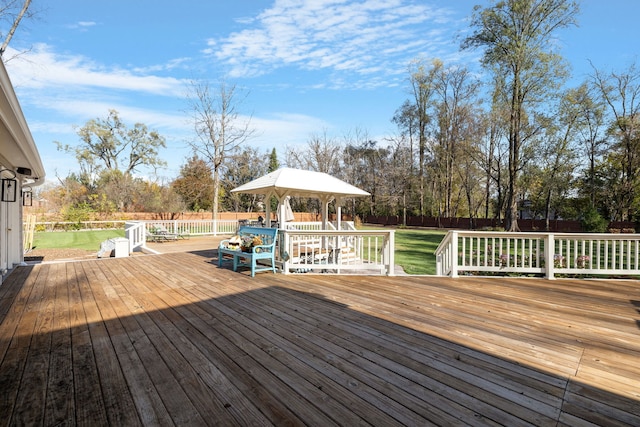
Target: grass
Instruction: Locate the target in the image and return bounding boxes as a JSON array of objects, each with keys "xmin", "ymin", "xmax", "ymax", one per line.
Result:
[
  {"xmin": 33, "ymin": 230, "xmax": 125, "ymax": 251},
  {"xmin": 394, "ymin": 228, "xmax": 446, "ymax": 275},
  {"xmin": 363, "ymin": 226, "xmax": 446, "ymax": 275}
]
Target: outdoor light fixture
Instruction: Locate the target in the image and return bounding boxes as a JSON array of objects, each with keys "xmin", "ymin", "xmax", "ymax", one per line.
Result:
[
  {"xmin": 16, "ymin": 167, "xmax": 31, "ymax": 176},
  {"xmin": 1, "ymin": 169, "xmax": 17, "ymax": 202},
  {"xmin": 22, "ymin": 186, "xmax": 32, "ymax": 206}
]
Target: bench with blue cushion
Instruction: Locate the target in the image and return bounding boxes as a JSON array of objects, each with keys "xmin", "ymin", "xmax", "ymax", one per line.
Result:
[{"xmin": 218, "ymin": 226, "xmax": 278, "ymax": 277}]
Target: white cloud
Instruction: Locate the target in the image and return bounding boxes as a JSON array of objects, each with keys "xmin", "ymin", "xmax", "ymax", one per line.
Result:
[
  {"xmin": 209, "ymin": 0, "xmax": 459, "ymax": 84},
  {"xmin": 66, "ymin": 21, "xmax": 97, "ymax": 31},
  {"xmin": 5, "ymin": 40, "xmax": 330, "ymax": 174},
  {"xmin": 3, "ymin": 40, "xmax": 327, "ymax": 132},
  {"xmin": 4, "ymin": 43, "xmax": 193, "ymax": 149},
  {"xmin": 5, "ymin": 44, "xmax": 186, "ymax": 96}
]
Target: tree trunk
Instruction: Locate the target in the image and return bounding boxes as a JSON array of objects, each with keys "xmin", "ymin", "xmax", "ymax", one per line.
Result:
[
  {"xmin": 212, "ymin": 167, "xmax": 220, "ymax": 221},
  {"xmin": 0, "ymin": 0, "xmax": 31, "ymax": 56},
  {"xmin": 419, "ymin": 136, "xmax": 425, "ymax": 216},
  {"xmin": 505, "ymin": 191, "xmax": 519, "ymax": 232},
  {"xmin": 544, "ymin": 190, "xmax": 552, "ymax": 231},
  {"xmin": 466, "ymin": 186, "xmax": 475, "ymax": 230},
  {"xmin": 505, "ymin": 68, "xmax": 521, "ymax": 233}
]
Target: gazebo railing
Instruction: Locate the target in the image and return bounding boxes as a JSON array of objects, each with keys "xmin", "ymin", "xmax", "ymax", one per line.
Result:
[
  {"xmin": 278, "ymin": 229, "xmax": 395, "ymax": 275},
  {"xmin": 123, "ymin": 220, "xmax": 393, "ymax": 275},
  {"xmin": 284, "ymin": 221, "xmax": 355, "ymax": 231}
]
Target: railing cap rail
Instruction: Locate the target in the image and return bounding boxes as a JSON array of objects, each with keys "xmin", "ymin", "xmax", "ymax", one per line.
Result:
[
  {"xmin": 445, "ymin": 229, "xmax": 640, "ymax": 239},
  {"xmin": 281, "ymin": 229, "xmax": 393, "ymax": 236}
]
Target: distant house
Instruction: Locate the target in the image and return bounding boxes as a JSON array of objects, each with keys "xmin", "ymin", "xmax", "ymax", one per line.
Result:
[{"xmin": 0, "ymin": 58, "xmax": 45, "ymax": 281}]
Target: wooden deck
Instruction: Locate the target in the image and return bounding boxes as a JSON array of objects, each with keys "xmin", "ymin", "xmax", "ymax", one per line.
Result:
[{"xmin": 1, "ymin": 251, "xmax": 639, "ymax": 426}]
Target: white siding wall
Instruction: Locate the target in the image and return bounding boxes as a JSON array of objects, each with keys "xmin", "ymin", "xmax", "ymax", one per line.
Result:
[{"xmin": 0, "ymin": 176, "xmax": 23, "ymax": 278}]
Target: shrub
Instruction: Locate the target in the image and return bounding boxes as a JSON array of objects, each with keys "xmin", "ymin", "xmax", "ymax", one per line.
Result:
[
  {"xmin": 61, "ymin": 202, "xmax": 95, "ymax": 230},
  {"xmin": 580, "ymin": 207, "xmax": 608, "ymax": 233}
]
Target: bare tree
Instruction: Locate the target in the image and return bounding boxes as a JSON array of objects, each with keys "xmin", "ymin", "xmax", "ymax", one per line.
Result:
[
  {"xmin": 186, "ymin": 79, "xmax": 255, "ymax": 221},
  {"xmin": 432, "ymin": 63, "xmax": 480, "ymax": 218},
  {"xmin": 538, "ymin": 88, "xmax": 583, "ymax": 229},
  {"xmin": 483, "ymin": 78, "xmax": 510, "ymax": 221},
  {"xmin": 286, "ymin": 130, "xmax": 342, "ymax": 175},
  {"xmin": 0, "ymin": 0, "xmax": 35, "ymax": 59},
  {"xmin": 385, "ymin": 133, "xmax": 416, "ymax": 224},
  {"xmin": 590, "ymin": 61, "xmax": 640, "ymax": 221},
  {"xmin": 574, "ymin": 82, "xmax": 606, "ymax": 208},
  {"xmin": 406, "ymin": 58, "xmax": 439, "ymax": 216}
]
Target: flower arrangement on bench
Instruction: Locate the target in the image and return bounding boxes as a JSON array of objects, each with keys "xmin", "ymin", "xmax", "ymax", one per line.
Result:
[
  {"xmin": 224, "ymin": 234, "xmax": 264, "ymax": 252},
  {"xmin": 241, "ymin": 235, "xmax": 263, "ymax": 252}
]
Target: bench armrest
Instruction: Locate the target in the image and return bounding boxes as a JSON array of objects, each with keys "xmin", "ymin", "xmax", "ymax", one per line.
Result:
[{"xmin": 252, "ymin": 244, "xmax": 275, "ymax": 253}]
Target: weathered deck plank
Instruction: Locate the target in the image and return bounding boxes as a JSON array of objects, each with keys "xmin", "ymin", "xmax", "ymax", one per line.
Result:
[
  {"xmin": 3, "ymin": 264, "xmax": 50, "ymax": 425},
  {"xmin": 0, "ymin": 251, "xmax": 638, "ymax": 426}
]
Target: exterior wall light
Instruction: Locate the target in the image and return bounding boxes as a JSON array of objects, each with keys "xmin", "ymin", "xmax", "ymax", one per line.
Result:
[
  {"xmin": 22, "ymin": 186, "xmax": 32, "ymax": 206},
  {"xmin": 1, "ymin": 169, "xmax": 17, "ymax": 202}
]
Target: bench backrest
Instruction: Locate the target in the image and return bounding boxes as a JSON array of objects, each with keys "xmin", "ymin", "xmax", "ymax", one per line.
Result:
[{"xmin": 238, "ymin": 226, "xmax": 278, "ymax": 247}]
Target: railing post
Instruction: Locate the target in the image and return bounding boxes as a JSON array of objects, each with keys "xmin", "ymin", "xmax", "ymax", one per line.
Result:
[
  {"xmin": 125, "ymin": 221, "xmax": 146, "ymax": 253},
  {"xmin": 282, "ymin": 230, "xmax": 290, "ymax": 274},
  {"xmin": 545, "ymin": 233, "xmax": 555, "ymax": 280},
  {"xmin": 125, "ymin": 221, "xmax": 133, "ymax": 252},
  {"xmin": 451, "ymin": 231, "xmax": 459, "ymax": 278},
  {"xmin": 386, "ymin": 231, "xmax": 395, "ymax": 276}
]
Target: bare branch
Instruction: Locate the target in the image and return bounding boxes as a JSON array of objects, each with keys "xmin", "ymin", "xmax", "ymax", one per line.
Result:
[{"xmin": 0, "ymin": 0, "xmax": 32, "ymax": 56}]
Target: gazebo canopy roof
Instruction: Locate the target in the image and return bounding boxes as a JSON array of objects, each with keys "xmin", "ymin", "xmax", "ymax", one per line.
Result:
[{"xmin": 230, "ymin": 167, "xmax": 369, "ymax": 200}]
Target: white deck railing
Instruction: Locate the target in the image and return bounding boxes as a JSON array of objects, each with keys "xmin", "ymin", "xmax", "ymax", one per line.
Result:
[
  {"xmin": 124, "ymin": 220, "xmax": 393, "ymax": 276},
  {"xmin": 139, "ymin": 219, "xmax": 238, "ymax": 236},
  {"xmin": 435, "ymin": 230, "xmax": 640, "ymax": 279},
  {"xmin": 125, "ymin": 221, "xmax": 147, "ymax": 252},
  {"xmin": 278, "ymin": 229, "xmax": 395, "ymax": 275},
  {"xmin": 125, "ymin": 219, "xmax": 238, "ymax": 252}
]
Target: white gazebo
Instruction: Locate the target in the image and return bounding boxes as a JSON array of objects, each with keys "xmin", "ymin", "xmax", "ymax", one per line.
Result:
[
  {"xmin": 230, "ymin": 167, "xmax": 369, "ymax": 230},
  {"xmin": 229, "ymin": 168, "xmax": 395, "ymax": 275}
]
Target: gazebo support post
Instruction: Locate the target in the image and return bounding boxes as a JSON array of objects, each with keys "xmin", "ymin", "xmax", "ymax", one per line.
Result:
[
  {"xmin": 265, "ymin": 192, "xmax": 273, "ymax": 228},
  {"xmin": 320, "ymin": 195, "xmax": 331, "ymax": 230}
]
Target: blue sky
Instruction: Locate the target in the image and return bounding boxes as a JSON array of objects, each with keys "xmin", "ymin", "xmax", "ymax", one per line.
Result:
[{"xmin": 5, "ymin": 0, "xmax": 639, "ymax": 184}]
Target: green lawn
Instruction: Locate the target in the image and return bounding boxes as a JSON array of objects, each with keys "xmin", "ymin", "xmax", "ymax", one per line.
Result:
[
  {"xmin": 32, "ymin": 230, "xmax": 125, "ymax": 251},
  {"xmin": 363, "ymin": 226, "xmax": 446, "ymax": 275}
]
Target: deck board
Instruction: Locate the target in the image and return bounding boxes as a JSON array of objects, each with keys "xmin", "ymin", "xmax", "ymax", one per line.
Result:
[
  {"xmin": 0, "ymin": 251, "xmax": 639, "ymax": 426},
  {"xmin": 44, "ymin": 263, "xmax": 75, "ymax": 425}
]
